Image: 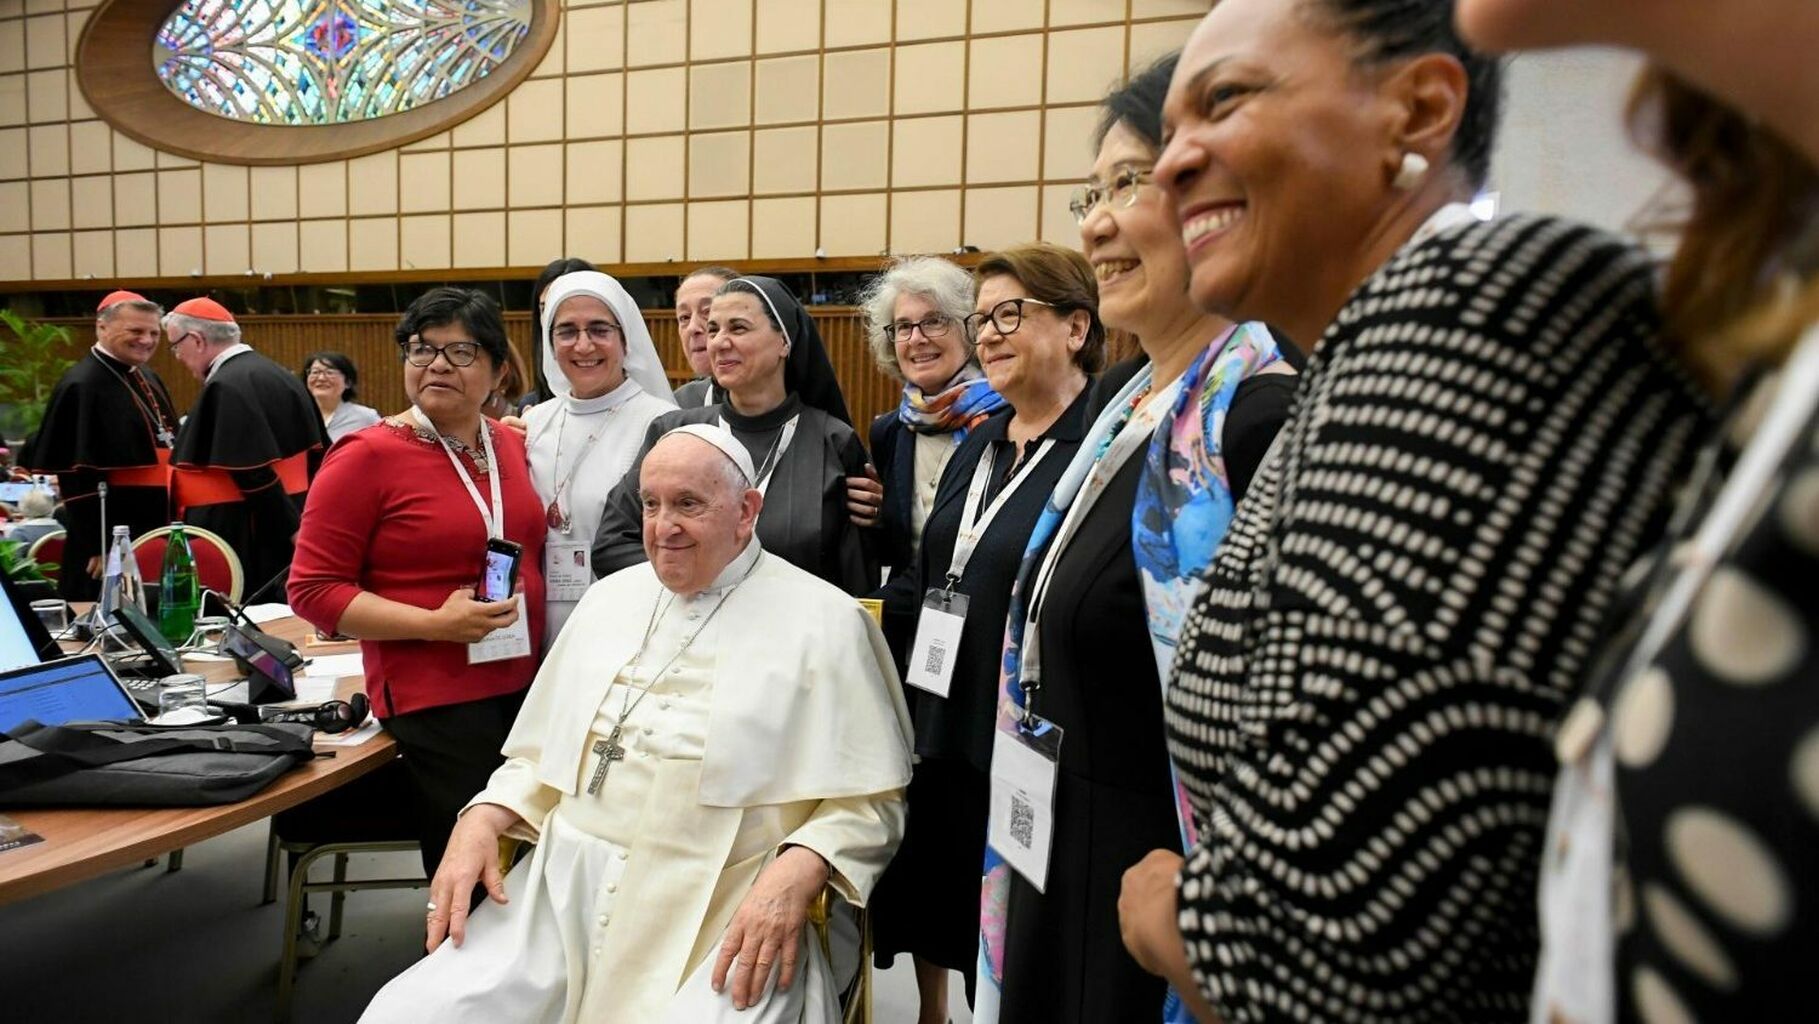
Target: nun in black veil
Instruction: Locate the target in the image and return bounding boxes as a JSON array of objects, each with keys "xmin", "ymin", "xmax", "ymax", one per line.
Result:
[{"xmin": 591, "ymin": 276, "xmax": 877, "ymax": 595}]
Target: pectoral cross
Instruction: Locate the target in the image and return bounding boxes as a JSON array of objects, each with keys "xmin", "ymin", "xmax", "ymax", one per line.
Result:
[{"xmin": 585, "ymin": 728, "xmax": 627, "ymax": 795}]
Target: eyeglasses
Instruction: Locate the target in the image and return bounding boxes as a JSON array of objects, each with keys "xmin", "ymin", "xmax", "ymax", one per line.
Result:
[
  {"xmin": 963, "ymin": 298, "xmax": 1056, "ymax": 338},
  {"xmin": 400, "ymin": 339, "xmax": 482, "ymax": 367},
  {"xmin": 305, "ymin": 367, "xmax": 343, "ymax": 379},
  {"xmin": 169, "ymin": 331, "xmax": 201, "ymax": 350},
  {"xmin": 1068, "ymin": 166, "xmax": 1154, "ymax": 223},
  {"xmin": 886, "ymin": 315, "xmax": 955, "ymax": 342},
  {"xmin": 550, "ymin": 322, "xmax": 623, "ymax": 345}
]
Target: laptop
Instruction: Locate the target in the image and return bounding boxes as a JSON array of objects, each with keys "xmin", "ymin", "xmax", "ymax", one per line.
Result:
[
  {"xmin": 0, "ymin": 654, "xmax": 145, "ymax": 733},
  {"xmin": 0, "ymin": 572, "xmax": 58, "ymax": 672}
]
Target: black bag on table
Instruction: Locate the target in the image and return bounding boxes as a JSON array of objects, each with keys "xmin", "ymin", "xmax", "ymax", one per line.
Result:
[{"xmin": 0, "ymin": 720, "xmax": 318, "ymax": 807}]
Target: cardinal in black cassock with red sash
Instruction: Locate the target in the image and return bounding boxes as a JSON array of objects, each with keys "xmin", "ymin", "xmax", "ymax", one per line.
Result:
[
  {"xmin": 18, "ymin": 291, "xmax": 180, "ymax": 600},
  {"xmin": 165, "ymin": 297, "xmax": 327, "ymax": 599}
]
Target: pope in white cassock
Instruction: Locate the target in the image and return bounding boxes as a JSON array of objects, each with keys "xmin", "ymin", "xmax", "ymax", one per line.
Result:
[{"xmin": 360, "ymin": 423, "xmax": 913, "ymax": 1023}]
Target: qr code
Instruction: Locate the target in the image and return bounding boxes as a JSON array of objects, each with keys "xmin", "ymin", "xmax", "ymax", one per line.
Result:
[
  {"xmin": 922, "ymin": 641, "xmax": 947, "ymax": 678},
  {"xmin": 1009, "ymin": 794, "xmax": 1035, "ymax": 849}
]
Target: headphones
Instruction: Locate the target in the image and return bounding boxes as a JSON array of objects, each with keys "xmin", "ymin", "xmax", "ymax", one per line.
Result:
[{"xmin": 222, "ymin": 693, "xmax": 371, "ymax": 733}]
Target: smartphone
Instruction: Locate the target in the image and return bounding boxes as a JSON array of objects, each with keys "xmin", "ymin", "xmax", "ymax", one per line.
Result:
[{"xmin": 478, "ymin": 539, "xmax": 523, "ymax": 602}]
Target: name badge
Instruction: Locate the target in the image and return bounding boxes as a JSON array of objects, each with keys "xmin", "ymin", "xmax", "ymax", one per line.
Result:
[
  {"xmin": 468, "ymin": 594, "xmax": 534, "ymax": 665},
  {"xmin": 988, "ymin": 714, "xmax": 1062, "ymax": 892},
  {"xmin": 544, "ymin": 540, "xmax": 593, "ymax": 603},
  {"xmin": 906, "ymin": 588, "xmax": 968, "ymax": 697}
]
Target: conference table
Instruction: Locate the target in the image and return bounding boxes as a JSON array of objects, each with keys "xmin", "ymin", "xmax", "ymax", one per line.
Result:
[{"xmin": 0, "ymin": 615, "xmax": 395, "ymax": 908}]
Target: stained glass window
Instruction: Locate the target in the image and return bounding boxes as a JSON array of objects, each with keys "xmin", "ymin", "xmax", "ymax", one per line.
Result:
[{"xmin": 153, "ymin": 0, "xmax": 534, "ymax": 126}]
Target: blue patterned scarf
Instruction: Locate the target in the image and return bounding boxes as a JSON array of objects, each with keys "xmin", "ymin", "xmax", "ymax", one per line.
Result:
[{"xmin": 897, "ymin": 365, "xmax": 1006, "ymax": 442}]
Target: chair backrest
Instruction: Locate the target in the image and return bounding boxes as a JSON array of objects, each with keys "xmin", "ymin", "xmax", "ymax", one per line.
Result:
[
  {"xmin": 133, "ymin": 525, "xmax": 245, "ymax": 603},
  {"xmin": 25, "ymin": 530, "xmax": 66, "ymax": 584}
]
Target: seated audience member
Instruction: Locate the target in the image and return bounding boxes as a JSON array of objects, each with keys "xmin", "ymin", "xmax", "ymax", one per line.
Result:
[
  {"xmin": 360, "ymin": 425, "xmax": 911, "ymax": 1024},
  {"xmin": 3, "ymin": 489, "xmax": 63, "ymax": 549},
  {"xmin": 672, "ymin": 265, "xmax": 741, "ymax": 408},
  {"xmin": 1114, "ymin": 2, "xmax": 1712, "ymax": 1022},
  {"xmin": 1458, "ymin": 0, "xmax": 1819, "ymax": 1020},
  {"xmin": 301, "ymin": 350, "xmax": 381, "ymax": 442},
  {"xmin": 593, "ymin": 277, "xmax": 877, "ymax": 595},
  {"xmin": 289, "ymin": 287, "xmax": 547, "ymax": 876}
]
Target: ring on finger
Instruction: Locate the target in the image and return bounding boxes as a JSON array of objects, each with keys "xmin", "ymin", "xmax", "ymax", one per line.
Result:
[{"xmin": 426, "ymin": 901, "xmax": 438, "ymax": 911}]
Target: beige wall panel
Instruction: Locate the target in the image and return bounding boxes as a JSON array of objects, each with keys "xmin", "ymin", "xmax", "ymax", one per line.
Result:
[
  {"xmin": 508, "ymin": 208, "xmax": 564, "ymax": 266},
  {"xmin": 890, "ymin": 115, "xmax": 961, "ymax": 188},
  {"xmin": 755, "ymin": 55, "xmax": 817, "ymax": 125},
  {"xmin": 626, "ymin": 0, "xmax": 687, "ymax": 67},
  {"xmin": 299, "ymin": 219, "xmax": 348, "ymax": 273},
  {"xmin": 250, "ymin": 166, "xmax": 299, "ymax": 221},
  {"xmin": 66, "ymin": 71, "xmax": 94, "ymax": 120},
  {"xmin": 453, "ymin": 211, "xmax": 506, "ymax": 267},
  {"xmin": 819, "ymin": 192, "xmax": 884, "ymax": 255},
  {"xmin": 1044, "ymin": 105, "xmax": 1100, "ymax": 180},
  {"xmin": 347, "ymin": 218, "xmax": 398, "ymax": 272},
  {"xmin": 967, "ymin": 34, "xmax": 1043, "ymax": 110},
  {"xmin": 0, "ymin": 180, "xmax": 24, "ymax": 232},
  {"xmin": 27, "ymin": 123, "xmax": 64, "ymax": 176},
  {"xmin": 889, "ymin": 188, "xmax": 958, "ymax": 254},
  {"xmin": 820, "ymin": 120, "xmax": 887, "ymax": 191},
  {"xmin": 347, "ymin": 152, "xmax": 399, "ymax": 215},
  {"xmin": 565, "ymin": 205, "xmax": 622, "ymax": 263},
  {"xmin": 0, "ymin": 126, "xmax": 24, "ymax": 178},
  {"xmin": 893, "ymin": 43, "xmax": 963, "ymax": 115},
  {"xmin": 202, "ymin": 163, "xmax": 249, "ymax": 222},
  {"xmin": 751, "ymin": 125, "xmax": 816, "ymax": 194},
  {"xmin": 156, "ymin": 167, "xmax": 199, "ymax": 224},
  {"xmin": 298, "ymin": 162, "xmax": 348, "ymax": 219},
  {"xmin": 112, "ymin": 172, "xmax": 154, "ymax": 227},
  {"xmin": 23, "ymin": 1, "xmax": 59, "ymax": 17},
  {"xmin": 688, "ymin": 129, "xmax": 750, "ymax": 197},
  {"xmin": 1134, "ymin": 0, "xmax": 1213, "ymax": 17},
  {"xmin": 158, "ymin": 225, "xmax": 201, "ymax": 276},
  {"xmin": 963, "ymin": 185, "xmax": 1037, "ymax": 250},
  {"xmin": 1046, "ymin": 27, "xmax": 1126, "ymax": 104},
  {"xmin": 754, "ymin": 0, "xmax": 818, "ymax": 54},
  {"xmin": 623, "ymin": 135, "xmax": 682, "ymax": 201},
  {"xmin": 0, "ymin": 74, "xmax": 23, "ymax": 127},
  {"xmin": 690, "ymin": 0, "xmax": 753, "ymax": 61},
  {"xmin": 23, "ymin": 13, "xmax": 60, "ymax": 70},
  {"xmin": 0, "ymin": 235, "xmax": 26, "ymax": 279},
  {"xmin": 824, "ymin": 0, "xmax": 891, "ymax": 49},
  {"xmin": 0, "ymin": 22, "xmax": 21, "ymax": 74},
  {"xmin": 1050, "ymin": 0, "xmax": 1121, "ymax": 26},
  {"xmin": 533, "ymin": 20, "xmax": 565, "ymax": 78},
  {"xmin": 972, "ymin": 0, "xmax": 1043, "ymax": 34},
  {"xmin": 28, "ymin": 176, "xmax": 65, "ymax": 229},
  {"xmin": 252, "ymin": 221, "xmax": 299, "ymax": 274},
  {"xmin": 896, "ymin": 0, "xmax": 965, "ymax": 41},
  {"xmin": 111, "ymin": 131, "xmax": 154, "ymax": 172},
  {"xmin": 31, "ymin": 230, "xmax": 68, "ymax": 278},
  {"xmin": 452, "ymin": 103, "xmax": 506, "ymax": 147},
  {"xmin": 567, "ymin": 73, "xmax": 624, "ymax": 138},
  {"xmin": 750, "ymin": 195, "xmax": 815, "ymax": 259},
  {"xmin": 453, "ymin": 147, "xmax": 506, "ymax": 210},
  {"xmin": 567, "ymin": 4, "xmax": 625, "ymax": 73},
  {"xmin": 401, "ymin": 214, "xmax": 450, "ymax": 269},
  {"xmin": 64, "ymin": 9, "xmax": 89, "ymax": 59},
  {"xmin": 157, "ymin": 151, "xmax": 197, "ymax": 169},
  {"xmin": 114, "ymin": 227, "xmax": 157, "ymax": 278},
  {"xmin": 690, "ymin": 61, "xmax": 751, "ymax": 129},
  {"xmin": 623, "ymin": 202, "xmax": 683, "ymax": 261},
  {"xmin": 509, "ymin": 144, "xmax": 564, "ymax": 207},
  {"xmin": 72, "ymin": 228, "xmax": 111, "ymax": 278},
  {"xmin": 569, "ymin": 138, "xmax": 626, "ymax": 203},
  {"xmin": 507, "ymin": 79, "xmax": 566, "ymax": 143},
  {"xmin": 626, "ymin": 66, "xmax": 687, "ymax": 134},
  {"xmin": 204, "ymin": 223, "xmax": 249, "ymax": 275},
  {"xmin": 70, "ymin": 174, "xmax": 109, "ymax": 229},
  {"xmin": 966, "ymin": 110, "xmax": 1040, "ymax": 183},
  {"xmin": 27, "ymin": 68, "xmax": 64, "ymax": 121},
  {"xmin": 686, "ymin": 198, "xmax": 747, "ymax": 259},
  {"xmin": 398, "ymin": 151, "xmax": 452, "ymax": 213},
  {"xmin": 401, "ymin": 131, "xmax": 450, "ymax": 152},
  {"xmin": 1129, "ymin": 18, "xmax": 1197, "ymax": 69},
  {"xmin": 822, "ymin": 48, "xmax": 889, "ymax": 121}
]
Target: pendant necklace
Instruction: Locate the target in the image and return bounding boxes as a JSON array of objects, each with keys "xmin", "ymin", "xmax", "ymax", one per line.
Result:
[
  {"xmin": 92, "ymin": 350, "xmax": 177, "ymax": 447},
  {"xmin": 545, "ymin": 402, "xmax": 609, "ymax": 534}
]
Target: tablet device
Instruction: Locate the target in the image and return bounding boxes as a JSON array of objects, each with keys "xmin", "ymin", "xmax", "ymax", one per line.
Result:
[
  {"xmin": 222, "ymin": 622, "xmax": 297, "ymax": 704},
  {"xmin": 0, "ymin": 654, "xmax": 144, "ymax": 733},
  {"xmin": 111, "ymin": 604, "xmax": 185, "ymax": 677}
]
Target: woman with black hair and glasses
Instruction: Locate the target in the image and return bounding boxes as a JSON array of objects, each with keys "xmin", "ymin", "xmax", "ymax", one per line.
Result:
[
  {"xmin": 290, "ymin": 286, "xmax": 548, "ymax": 875},
  {"xmin": 299, "ymin": 350, "xmax": 381, "ymax": 442}
]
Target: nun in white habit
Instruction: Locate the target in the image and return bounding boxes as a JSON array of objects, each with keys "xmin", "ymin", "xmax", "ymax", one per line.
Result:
[{"xmin": 525, "ymin": 270, "xmax": 676, "ymax": 643}]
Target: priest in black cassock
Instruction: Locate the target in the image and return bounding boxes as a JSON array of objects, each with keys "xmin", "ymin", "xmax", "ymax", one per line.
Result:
[
  {"xmin": 165, "ymin": 297, "xmax": 327, "ymax": 598},
  {"xmin": 18, "ymin": 290, "xmax": 179, "ymax": 600}
]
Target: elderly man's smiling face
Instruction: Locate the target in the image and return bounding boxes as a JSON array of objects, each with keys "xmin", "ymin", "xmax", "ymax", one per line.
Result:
[{"xmin": 639, "ymin": 434, "xmax": 762, "ymax": 594}]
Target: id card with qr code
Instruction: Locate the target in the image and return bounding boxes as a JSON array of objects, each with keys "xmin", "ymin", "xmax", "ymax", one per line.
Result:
[
  {"xmin": 989, "ymin": 713, "xmax": 1062, "ymax": 892},
  {"xmin": 906, "ymin": 589, "xmax": 968, "ymax": 697}
]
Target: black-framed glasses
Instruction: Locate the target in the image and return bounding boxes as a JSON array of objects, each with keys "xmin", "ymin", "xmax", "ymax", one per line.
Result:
[
  {"xmin": 305, "ymin": 366, "xmax": 343, "ymax": 379},
  {"xmin": 168, "ymin": 331, "xmax": 201, "ymax": 351},
  {"xmin": 550, "ymin": 322, "xmax": 623, "ymax": 345},
  {"xmin": 400, "ymin": 339, "xmax": 482, "ymax": 367},
  {"xmin": 963, "ymin": 298, "xmax": 1056, "ymax": 337},
  {"xmin": 1068, "ymin": 166, "xmax": 1154, "ymax": 223},
  {"xmin": 886, "ymin": 315, "xmax": 955, "ymax": 342}
]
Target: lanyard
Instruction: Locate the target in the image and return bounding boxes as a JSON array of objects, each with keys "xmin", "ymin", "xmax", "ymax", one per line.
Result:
[
  {"xmin": 414, "ymin": 406, "xmax": 504, "ymax": 541},
  {"xmin": 946, "ymin": 439, "xmax": 1055, "ymax": 586},
  {"xmin": 720, "ymin": 414, "xmax": 800, "ymax": 497}
]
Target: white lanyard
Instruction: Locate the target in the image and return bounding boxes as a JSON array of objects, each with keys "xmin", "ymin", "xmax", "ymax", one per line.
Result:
[
  {"xmin": 946, "ymin": 439, "xmax": 1056, "ymax": 585},
  {"xmin": 720, "ymin": 414, "xmax": 800, "ymax": 497},
  {"xmin": 415, "ymin": 406, "xmax": 504, "ymax": 540}
]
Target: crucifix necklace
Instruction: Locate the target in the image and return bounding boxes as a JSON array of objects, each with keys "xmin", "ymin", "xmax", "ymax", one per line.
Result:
[
  {"xmin": 92, "ymin": 349, "xmax": 176, "ymax": 447},
  {"xmin": 585, "ymin": 555, "xmax": 759, "ymax": 795},
  {"xmin": 545, "ymin": 403, "xmax": 608, "ymax": 534}
]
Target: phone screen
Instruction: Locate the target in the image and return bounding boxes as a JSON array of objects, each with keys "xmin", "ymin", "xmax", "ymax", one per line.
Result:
[{"xmin": 480, "ymin": 546, "xmax": 519, "ymax": 602}]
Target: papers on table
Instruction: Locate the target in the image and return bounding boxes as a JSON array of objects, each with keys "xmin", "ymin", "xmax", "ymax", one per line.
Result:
[
  {"xmin": 316, "ymin": 720, "xmax": 382, "ymax": 746},
  {"xmin": 242, "ymin": 603, "xmax": 294, "ymax": 625},
  {"xmin": 292, "ymin": 677, "xmax": 338, "ymax": 703},
  {"xmin": 303, "ymin": 653, "xmax": 365, "ymax": 679}
]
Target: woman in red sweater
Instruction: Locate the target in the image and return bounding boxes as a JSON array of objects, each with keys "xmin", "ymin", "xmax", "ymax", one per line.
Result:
[{"xmin": 290, "ymin": 287, "xmax": 546, "ymax": 874}]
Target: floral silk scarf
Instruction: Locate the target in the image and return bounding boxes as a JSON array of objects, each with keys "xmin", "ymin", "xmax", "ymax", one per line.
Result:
[{"xmin": 897, "ymin": 364, "xmax": 1007, "ymax": 441}]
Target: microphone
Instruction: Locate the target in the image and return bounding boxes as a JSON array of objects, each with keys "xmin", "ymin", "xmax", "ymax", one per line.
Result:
[{"xmin": 200, "ymin": 563, "xmax": 289, "ymax": 626}]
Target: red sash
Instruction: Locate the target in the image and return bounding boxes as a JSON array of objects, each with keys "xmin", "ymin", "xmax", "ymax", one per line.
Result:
[{"xmin": 171, "ymin": 451, "xmax": 312, "ymax": 514}]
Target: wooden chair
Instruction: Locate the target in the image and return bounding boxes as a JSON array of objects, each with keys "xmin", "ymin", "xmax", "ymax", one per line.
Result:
[
  {"xmin": 25, "ymin": 529, "xmax": 65, "ymax": 584},
  {"xmin": 132, "ymin": 525, "xmax": 243, "ymax": 602}
]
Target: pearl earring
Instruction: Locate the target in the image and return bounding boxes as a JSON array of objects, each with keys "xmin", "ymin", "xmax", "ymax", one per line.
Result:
[{"xmin": 1392, "ymin": 152, "xmax": 1429, "ymax": 192}]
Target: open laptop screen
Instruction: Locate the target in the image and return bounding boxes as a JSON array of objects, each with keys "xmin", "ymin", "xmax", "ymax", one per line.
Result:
[
  {"xmin": 0, "ymin": 572, "xmax": 55, "ymax": 672},
  {"xmin": 0, "ymin": 654, "xmax": 143, "ymax": 733}
]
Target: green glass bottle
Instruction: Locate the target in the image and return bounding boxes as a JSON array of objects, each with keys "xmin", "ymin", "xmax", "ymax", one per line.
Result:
[{"xmin": 158, "ymin": 523, "xmax": 200, "ymax": 645}]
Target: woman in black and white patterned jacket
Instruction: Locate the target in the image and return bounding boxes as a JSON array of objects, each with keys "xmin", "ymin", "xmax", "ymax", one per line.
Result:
[{"xmin": 1111, "ymin": 1, "xmax": 1712, "ymax": 1022}]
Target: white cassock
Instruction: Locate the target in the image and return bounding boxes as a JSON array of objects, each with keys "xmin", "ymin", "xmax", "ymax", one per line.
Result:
[{"xmin": 360, "ymin": 541, "xmax": 912, "ymax": 1024}]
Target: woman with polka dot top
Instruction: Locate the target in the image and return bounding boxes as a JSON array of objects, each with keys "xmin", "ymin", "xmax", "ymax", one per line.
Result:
[{"xmin": 1459, "ymin": 0, "xmax": 1819, "ymax": 1021}]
